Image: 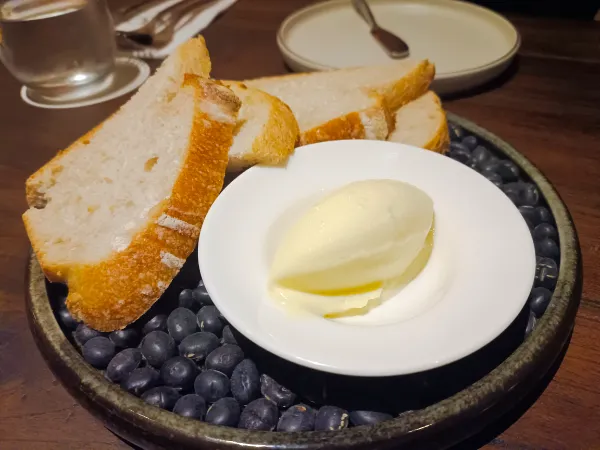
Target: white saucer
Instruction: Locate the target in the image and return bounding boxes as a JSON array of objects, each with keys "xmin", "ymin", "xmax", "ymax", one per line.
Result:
[
  {"xmin": 21, "ymin": 57, "xmax": 150, "ymax": 109},
  {"xmin": 277, "ymin": 0, "xmax": 520, "ymax": 95},
  {"xmin": 199, "ymin": 140, "xmax": 535, "ymax": 376}
]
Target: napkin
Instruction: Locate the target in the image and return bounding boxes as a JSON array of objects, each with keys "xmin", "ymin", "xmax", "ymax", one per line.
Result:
[{"xmin": 116, "ymin": 0, "xmax": 237, "ymax": 59}]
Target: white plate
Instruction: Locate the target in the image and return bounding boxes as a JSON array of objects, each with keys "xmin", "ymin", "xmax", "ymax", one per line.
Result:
[
  {"xmin": 199, "ymin": 141, "xmax": 535, "ymax": 376},
  {"xmin": 277, "ymin": 0, "xmax": 520, "ymax": 95}
]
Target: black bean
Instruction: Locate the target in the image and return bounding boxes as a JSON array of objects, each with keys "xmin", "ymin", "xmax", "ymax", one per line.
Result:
[
  {"xmin": 141, "ymin": 386, "xmax": 181, "ymax": 411},
  {"xmin": 178, "ymin": 332, "xmax": 219, "ymax": 363},
  {"xmin": 449, "ymin": 148, "xmax": 471, "ymax": 164},
  {"xmin": 82, "ymin": 336, "xmax": 115, "ymax": 369},
  {"xmin": 461, "ymin": 135, "xmax": 478, "ymax": 150},
  {"xmin": 74, "ymin": 324, "xmax": 102, "ymax": 346},
  {"xmin": 535, "ymin": 238, "xmax": 560, "ymax": 260},
  {"xmin": 525, "ymin": 311, "xmax": 537, "ymax": 338},
  {"xmin": 449, "ymin": 124, "xmax": 464, "ymax": 141},
  {"xmin": 260, "ymin": 374, "xmax": 296, "ymax": 409},
  {"xmin": 205, "ymin": 344, "xmax": 244, "ymax": 376},
  {"xmin": 535, "ymin": 257, "xmax": 559, "ymax": 290},
  {"xmin": 178, "ymin": 289, "xmax": 203, "ymax": 312},
  {"xmin": 197, "ymin": 306, "xmax": 224, "ymax": 335},
  {"xmin": 142, "ymin": 314, "xmax": 168, "ymax": 335},
  {"xmin": 520, "ymin": 183, "xmax": 540, "ymax": 207},
  {"xmin": 140, "ymin": 331, "xmax": 176, "ymax": 368},
  {"xmin": 56, "ymin": 306, "xmax": 79, "ymax": 330},
  {"xmin": 206, "ymin": 397, "xmax": 241, "ymax": 427},
  {"xmin": 496, "ymin": 160, "xmax": 520, "ymax": 182},
  {"xmin": 481, "ymin": 170, "xmax": 503, "ymax": 188},
  {"xmin": 529, "ymin": 287, "xmax": 553, "ymax": 318},
  {"xmin": 231, "ymin": 359, "xmax": 260, "ymax": 405},
  {"xmin": 221, "ymin": 325, "xmax": 238, "ymax": 346},
  {"xmin": 121, "ymin": 366, "xmax": 160, "ymax": 396},
  {"xmin": 315, "ymin": 406, "xmax": 349, "ymax": 431},
  {"xmin": 173, "ymin": 394, "xmax": 207, "ymax": 420},
  {"xmin": 534, "ymin": 206, "xmax": 554, "ymax": 225},
  {"xmin": 160, "ymin": 356, "xmax": 199, "ymax": 391},
  {"xmin": 450, "ymin": 141, "xmax": 471, "ymax": 154},
  {"xmin": 470, "ymin": 145, "xmax": 491, "ymax": 169},
  {"xmin": 238, "ymin": 398, "xmax": 279, "ymax": 431},
  {"xmin": 106, "ymin": 348, "xmax": 143, "ymax": 383},
  {"xmin": 533, "ymin": 223, "xmax": 558, "ymax": 241},
  {"xmin": 167, "ymin": 307, "xmax": 197, "ymax": 343},
  {"xmin": 109, "ymin": 328, "xmax": 140, "ymax": 349},
  {"xmin": 193, "ymin": 281, "xmax": 213, "ymax": 307},
  {"xmin": 194, "ymin": 370, "xmax": 230, "ymax": 403},
  {"xmin": 277, "ymin": 404, "xmax": 316, "ymax": 432},
  {"xmin": 479, "ymin": 158, "xmax": 500, "ymax": 173}
]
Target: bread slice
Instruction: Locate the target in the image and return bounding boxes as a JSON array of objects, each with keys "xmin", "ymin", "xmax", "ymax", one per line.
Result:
[
  {"xmin": 23, "ymin": 37, "xmax": 241, "ymax": 331},
  {"xmin": 387, "ymin": 91, "xmax": 450, "ymax": 154},
  {"xmin": 239, "ymin": 59, "xmax": 434, "ymax": 145},
  {"xmin": 224, "ymin": 82, "xmax": 299, "ymax": 171}
]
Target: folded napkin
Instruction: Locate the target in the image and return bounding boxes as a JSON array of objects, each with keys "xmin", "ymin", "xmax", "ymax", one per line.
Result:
[{"xmin": 116, "ymin": 0, "xmax": 237, "ymax": 59}]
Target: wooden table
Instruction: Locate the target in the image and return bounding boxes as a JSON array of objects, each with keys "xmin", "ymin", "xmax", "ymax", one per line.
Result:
[{"xmin": 1, "ymin": 1, "xmax": 599, "ymax": 448}]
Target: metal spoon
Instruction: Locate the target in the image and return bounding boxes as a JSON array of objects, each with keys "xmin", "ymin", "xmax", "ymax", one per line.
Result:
[{"xmin": 352, "ymin": 0, "xmax": 410, "ymax": 59}]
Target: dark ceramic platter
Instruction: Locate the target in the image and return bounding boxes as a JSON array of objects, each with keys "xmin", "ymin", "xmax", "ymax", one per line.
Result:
[{"xmin": 26, "ymin": 112, "xmax": 582, "ymax": 450}]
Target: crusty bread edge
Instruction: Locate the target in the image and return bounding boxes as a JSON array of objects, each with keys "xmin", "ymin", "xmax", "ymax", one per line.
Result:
[
  {"xmin": 421, "ymin": 92, "xmax": 450, "ymax": 154},
  {"xmin": 369, "ymin": 60, "xmax": 436, "ymax": 113},
  {"xmin": 387, "ymin": 91, "xmax": 450, "ymax": 154},
  {"xmin": 224, "ymin": 82, "xmax": 300, "ymax": 170},
  {"xmin": 299, "ymin": 95, "xmax": 392, "ymax": 146}
]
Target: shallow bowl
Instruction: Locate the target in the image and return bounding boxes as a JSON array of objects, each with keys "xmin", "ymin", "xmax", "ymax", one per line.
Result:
[{"xmin": 26, "ymin": 113, "xmax": 581, "ymax": 450}]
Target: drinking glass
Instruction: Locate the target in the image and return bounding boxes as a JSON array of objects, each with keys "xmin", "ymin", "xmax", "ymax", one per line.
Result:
[{"xmin": 0, "ymin": 0, "xmax": 117, "ymax": 101}]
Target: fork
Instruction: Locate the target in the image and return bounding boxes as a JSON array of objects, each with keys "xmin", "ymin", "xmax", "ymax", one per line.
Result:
[
  {"xmin": 116, "ymin": 0, "xmax": 210, "ymax": 48},
  {"xmin": 111, "ymin": 0, "xmax": 170, "ymax": 26}
]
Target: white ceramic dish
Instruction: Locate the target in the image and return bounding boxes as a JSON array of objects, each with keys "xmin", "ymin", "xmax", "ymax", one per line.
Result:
[
  {"xmin": 199, "ymin": 140, "xmax": 535, "ymax": 376},
  {"xmin": 276, "ymin": 0, "xmax": 521, "ymax": 95}
]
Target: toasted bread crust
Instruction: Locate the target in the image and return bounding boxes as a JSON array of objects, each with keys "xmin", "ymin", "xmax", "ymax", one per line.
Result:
[
  {"xmin": 248, "ymin": 93, "xmax": 299, "ymax": 166},
  {"xmin": 368, "ymin": 60, "xmax": 435, "ymax": 112},
  {"xmin": 58, "ymin": 76, "xmax": 240, "ymax": 331},
  {"xmin": 423, "ymin": 92, "xmax": 450, "ymax": 154},
  {"xmin": 387, "ymin": 91, "xmax": 449, "ymax": 154},
  {"xmin": 299, "ymin": 102, "xmax": 390, "ymax": 146},
  {"xmin": 224, "ymin": 82, "xmax": 299, "ymax": 170},
  {"xmin": 298, "ymin": 92, "xmax": 389, "ymax": 146}
]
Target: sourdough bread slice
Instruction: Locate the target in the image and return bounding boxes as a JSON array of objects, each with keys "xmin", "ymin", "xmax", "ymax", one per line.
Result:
[
  {"xmin": 224, "ymin": 82, "xmax": 299, "ymax": 170},
  {"xmin": 387, "ymin": 91, "xmax": 449, "ymax": 154},
  {"xmin": 240, "ymin": 59, "xmax": 434, "ymax": 145},
  {"xmin": 23, "ymin": 37, "xmax": 241, "ymax": 331}
]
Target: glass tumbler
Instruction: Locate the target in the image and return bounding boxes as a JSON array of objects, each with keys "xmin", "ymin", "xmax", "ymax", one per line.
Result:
[{"xmin": 0, "ymin": 0, "xmax": 117, "ymax": 101}]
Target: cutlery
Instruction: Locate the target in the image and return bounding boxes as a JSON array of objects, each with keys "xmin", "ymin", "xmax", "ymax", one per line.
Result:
[
  {"xmin": 112, "ymin": 0, "xmax": 172, "ymax": 26},
  {"xmin": 116, "ymin": 0, "xmax": 210, "ymax": 48},
  {"xmin": 352, "ymin": 0, "xmax": 409, "ymax": 59}
]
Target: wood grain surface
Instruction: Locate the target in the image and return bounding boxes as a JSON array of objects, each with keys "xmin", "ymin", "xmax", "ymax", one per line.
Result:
[{"xmin": 1, "ymin": 1, "xmax": 599, "ymax": 449}]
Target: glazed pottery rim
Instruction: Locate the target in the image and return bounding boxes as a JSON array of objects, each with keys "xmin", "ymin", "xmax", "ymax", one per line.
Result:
[
  {"xmin": 26, "ymin": 112, "xmax": 581, "ymax": 448},
  {"xmin": 276, "ymin": 0, "xmax": 522, "ymax": 78}
]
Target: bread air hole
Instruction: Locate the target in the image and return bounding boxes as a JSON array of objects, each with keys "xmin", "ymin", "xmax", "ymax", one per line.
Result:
[
  {"xmin": 165, "ymin": 92, "xmax": 176, "ymax": 103},
  {"xmin": 144, "ymin": 157, "xmax": 159, "ymax": 172}
]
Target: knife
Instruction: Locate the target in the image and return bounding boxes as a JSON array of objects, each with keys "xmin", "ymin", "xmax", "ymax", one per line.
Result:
[{"xmin": 352, "ymin": 0, "xmax": 410, "ymax": 59}]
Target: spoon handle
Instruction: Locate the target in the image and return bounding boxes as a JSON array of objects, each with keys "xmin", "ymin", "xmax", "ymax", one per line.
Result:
[{"xmin": 352, "ymin": 0, "xmax": 378, "ymax": 30}]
